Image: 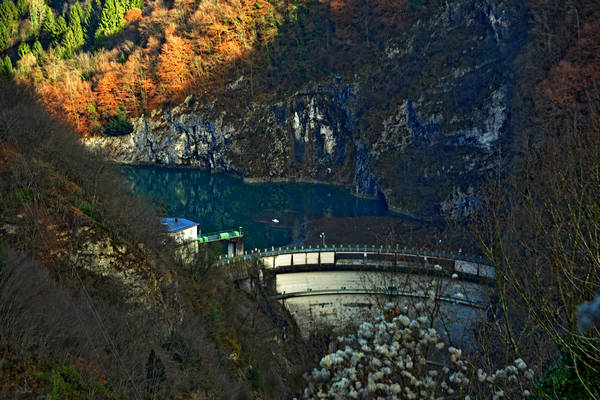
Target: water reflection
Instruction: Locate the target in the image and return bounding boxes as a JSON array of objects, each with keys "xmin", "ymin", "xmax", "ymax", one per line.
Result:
[{"xmin": 122, "ymin": 166, "xmax": 390, "ymax": 249}]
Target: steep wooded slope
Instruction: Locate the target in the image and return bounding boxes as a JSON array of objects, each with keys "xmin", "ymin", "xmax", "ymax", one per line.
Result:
[{"xmin": 0, "ymin": 80, "xmax": 314, "ymax": 399}]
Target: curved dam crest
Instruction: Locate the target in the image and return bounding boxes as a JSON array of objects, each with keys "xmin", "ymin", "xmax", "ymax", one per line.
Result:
[{"xmin": 230, "ymin": 247, "xmax": 493, "ymax": 347}]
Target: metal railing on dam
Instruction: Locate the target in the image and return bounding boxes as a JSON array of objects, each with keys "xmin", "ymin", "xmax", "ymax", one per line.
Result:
[
  {"xmin": 218, "ymin": 244, "xmax": 494, "ymax": 283},
  {"xmin": 220, "ymin": 244, "xmax": 489, "ymax": 265}
]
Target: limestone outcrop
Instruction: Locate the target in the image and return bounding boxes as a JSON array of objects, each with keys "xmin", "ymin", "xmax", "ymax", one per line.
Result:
[{"xmin": 85, "ymin": 0, "xmax": 527, "ymax": 218}]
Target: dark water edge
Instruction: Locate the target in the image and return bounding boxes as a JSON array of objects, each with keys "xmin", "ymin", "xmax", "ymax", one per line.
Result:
[{"xmin": 121, "ymin": 165, "xmax": 397, "ymax": 250}]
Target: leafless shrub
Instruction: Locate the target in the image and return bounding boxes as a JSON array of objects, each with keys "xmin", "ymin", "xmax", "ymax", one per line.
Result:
[{"xmin": 0, "ymin": 250, "xmax": 90, "ymax": 359}]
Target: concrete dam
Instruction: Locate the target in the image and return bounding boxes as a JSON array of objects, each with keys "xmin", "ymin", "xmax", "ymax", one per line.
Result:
[{"xmin": 223, "ymin": 246, "xmax": 495, "ymax": 346}]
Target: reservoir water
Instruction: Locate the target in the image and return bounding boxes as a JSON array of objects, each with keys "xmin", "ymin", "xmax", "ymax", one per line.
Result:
[{"xmin": 122, "ymin": 166, "xmax": 391, "ymax": 250}]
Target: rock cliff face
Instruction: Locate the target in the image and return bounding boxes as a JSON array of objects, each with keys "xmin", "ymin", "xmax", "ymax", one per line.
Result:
[{"xmin": 85, "ymin": 0, "xmax": 527, "ymax": 219}]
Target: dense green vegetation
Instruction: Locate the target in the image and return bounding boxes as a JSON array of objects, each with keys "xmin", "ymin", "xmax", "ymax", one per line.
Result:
[
  {"xmin": 0, "ymin": 0, "xmax": 139, "ymax": 54},
  {"xmin": 536, "ymin": 335, "xmax": 600, "ymax": 399}
]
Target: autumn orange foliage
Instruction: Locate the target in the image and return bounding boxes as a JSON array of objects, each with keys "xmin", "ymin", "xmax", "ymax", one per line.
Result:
[
  {"xmin": 94, "ymin": 70, "xmax": 122, "ymax": 117},
  {"xmin": 15, "ymin": 0, "xmax": 413, "ymax": 136},
  {"xmin": 536, "ymin": 19, "xmax": 600, "ymax": 129},
  {"xmin": 155, "ymin": 25, "xmax": 193, "ymax": 104},
  {"xmin": 119, "ymin": 52, "xmax": 155, "ymax": 115},
  {"xmin": 4, "ymin": 0, "xmax": 284, "ymax": 135},
  {"xmin": 37, "ymin": 71, "xmax": 95, "ymax": 133},
  {"xmin": 125, "ymin": 8, "xmax": 143, "ymax": 23}
]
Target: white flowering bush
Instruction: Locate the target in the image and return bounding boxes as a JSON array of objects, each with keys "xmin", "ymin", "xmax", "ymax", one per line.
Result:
[{"xmin": 304, "ymin": 304, "xmax": 534, "ymax": 399}]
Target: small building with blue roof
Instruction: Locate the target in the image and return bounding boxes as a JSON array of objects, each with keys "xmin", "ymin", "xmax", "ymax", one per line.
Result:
[
  {"xmin": 161, "ymin": 217, "xmax": 199, "ymax": 243},
  {"xmin": 161, "ymin": 217, "xmax": 245, "ymax": 258}
]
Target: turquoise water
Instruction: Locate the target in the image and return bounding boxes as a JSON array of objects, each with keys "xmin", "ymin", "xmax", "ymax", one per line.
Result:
[{"xmin": 122, "ymin": 166, "xmax": 390, "ymax": 250}]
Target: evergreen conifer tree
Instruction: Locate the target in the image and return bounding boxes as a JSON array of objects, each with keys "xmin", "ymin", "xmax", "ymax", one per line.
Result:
[
  {"xmin": 55, "ymin": 14, "xmax": 68, "ymax": 40},
  {"xmin": 0, "ymin": 24, "xmax": 10, "ymax": 52},
  {"xmin": 32, "ymin": 40, "xmax": 44, "ymax": 62},
  {"xmin": 28, "ymin": 0, "xmax": 47, "ymax": 31},
  {"xmin": 0, "ymin": 0, "xmax": 19, "ymax": 51},
  {"xmin": 83, "ymin": 1, "xmax": 93, "ymax": 26},
  {"xmin": 71, "ymin": 2, "xmax": 84, "ymax": 21},
  {"xmin": 96, "ymin": 0, "xmax": 128, "ymax": 40},
  {"xmin": 15, "ymin": 0, "xmax": 26, "ymax": 17},
  {"xmin": 98, "ymin": 0, "xmax": 120, "ymax": 37},
  {"xmin": 128, "ymin": 0, "xmax": 143, "ymax": 10},
  {"xmin": 68, "ymin": 3, "xmax": 85, "ymax": 49},
  {"xmin": 0, "ymin": 0, "xmax": 18, "ymax": 22},
  {"xmin": 61, "ymin": 28, "xmax": 75, "ymax": 58},
  {"xmin": 17, "ymin": 42, "xmax": 31, "ymax": 59},
  {"xmin": 83, "ymin": 0, "xmax": 102, "ymax": 45},
  {"xmin": 0, "ymin": 56, "xmax": 14, "ymax": 79},
  {"xmin": 41, "ymin": 6, "xmax": 56, "ymax": 38},
  {"xmin": 0, "ymin": 26, "xmax": 7, "ymax": 51}
]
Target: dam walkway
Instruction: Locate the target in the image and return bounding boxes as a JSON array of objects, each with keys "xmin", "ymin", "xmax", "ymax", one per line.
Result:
[{"xmin": 219, "ymin": 245, "xmax": 494, "ymax": 284}]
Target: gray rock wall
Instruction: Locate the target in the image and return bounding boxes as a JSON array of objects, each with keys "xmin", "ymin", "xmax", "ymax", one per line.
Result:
[{"xmin": 85, "ymin": 0, "xmax": 527, "ymax": 219}]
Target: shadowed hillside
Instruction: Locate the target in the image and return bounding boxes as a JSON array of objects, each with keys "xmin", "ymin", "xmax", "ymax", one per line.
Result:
[{"xmin": 0, "ymin": 79, "xmax": 316, "ymax": 399}]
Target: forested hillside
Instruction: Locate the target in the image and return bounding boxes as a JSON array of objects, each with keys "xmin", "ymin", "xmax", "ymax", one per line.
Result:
[
  {"xmin": 2, "ymin": 0, "xmax": 600, "ymax": 213},
  {"xmin": 0, "ymin": 0, "xmax": 429, "ymax": 135},
  {"xmin": 0, "ymin": 80, "xmax": 315, "ymax": 398},
  {"xmin": 1, "ymin": 0, "xmax": 600, "ymax": 396}
]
